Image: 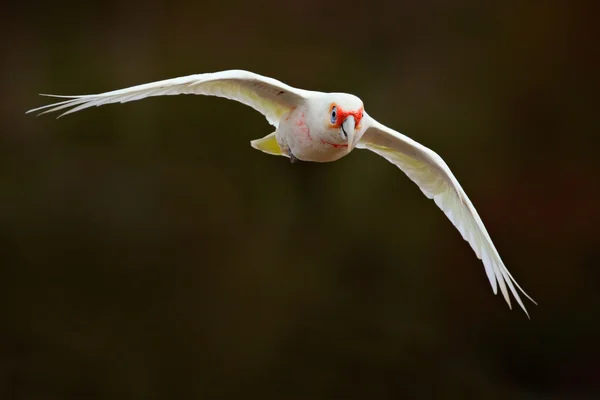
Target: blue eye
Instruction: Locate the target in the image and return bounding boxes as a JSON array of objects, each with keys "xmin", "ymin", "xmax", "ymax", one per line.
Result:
[{"xmin": 330, "ymin": 106, "xmax": 337, "ymax": 124}]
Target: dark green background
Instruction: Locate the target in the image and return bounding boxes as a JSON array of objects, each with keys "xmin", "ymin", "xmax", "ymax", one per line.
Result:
[{"xmin": 2, "ymin": 0, "xmax": 599, "ymax": 398}]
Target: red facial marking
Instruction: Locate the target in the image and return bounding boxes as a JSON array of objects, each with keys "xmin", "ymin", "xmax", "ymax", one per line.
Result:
[
  {"xmin": 320, "ymin": 139, "xmax": 348, "ymax": 148},
  {"xmin": 330, "ymin": 104, "xmax": 364, "ymax": 128}
]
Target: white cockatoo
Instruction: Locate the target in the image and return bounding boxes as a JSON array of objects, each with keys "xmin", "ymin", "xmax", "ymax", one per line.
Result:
[{"xmin": 27, "ymin": 69, "xmax": 535, "ymax": 316}]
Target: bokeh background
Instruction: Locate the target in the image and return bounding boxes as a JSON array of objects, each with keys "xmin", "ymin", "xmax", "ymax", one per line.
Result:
[{"xmin": 2, "ymin": 0, "xmax": 599, "ymax": 398}]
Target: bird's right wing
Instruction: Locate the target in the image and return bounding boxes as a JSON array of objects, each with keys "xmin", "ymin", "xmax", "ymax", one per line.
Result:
[{"xmin": 27, "ymin": 69, "xmax": 314, "ymax": 126}]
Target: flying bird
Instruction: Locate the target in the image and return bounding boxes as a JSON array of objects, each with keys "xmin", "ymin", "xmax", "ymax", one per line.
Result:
[{"xmin": 27, "ymin": 69, "xmax": 535, "ymax": 316}]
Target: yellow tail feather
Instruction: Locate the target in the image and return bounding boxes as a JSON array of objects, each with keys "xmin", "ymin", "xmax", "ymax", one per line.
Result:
[{"xmin": 250, "ymin": 132, "xmax": 286, "ymax": 156}]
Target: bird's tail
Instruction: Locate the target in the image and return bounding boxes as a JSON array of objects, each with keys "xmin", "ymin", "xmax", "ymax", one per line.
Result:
[{"xmin": 250, "ymin": 132, "xmax": 286, "ymax": 157}]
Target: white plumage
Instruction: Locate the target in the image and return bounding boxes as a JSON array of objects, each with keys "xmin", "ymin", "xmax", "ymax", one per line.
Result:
[{"xmin": 28, "ymin": 69, "xmax": 535, "ymax": 316}]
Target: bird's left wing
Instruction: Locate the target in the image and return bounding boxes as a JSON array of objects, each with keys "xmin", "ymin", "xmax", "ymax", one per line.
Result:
[
  {"xmin": 26, "ymin": 69, "xmax": 313, "ymax": 126},
  {"xmin": 357, "ymin": 115, "xmax": 535, "ymax": 316}
]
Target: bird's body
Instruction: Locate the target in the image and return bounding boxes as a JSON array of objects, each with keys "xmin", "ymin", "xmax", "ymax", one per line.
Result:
[
  {"xmin": 27, "ymin": 69, "xmax": 535, "ymax": 316},
  {"xmin": 274, "ymin": 93, "xmax": 365, "ymax": 162}
]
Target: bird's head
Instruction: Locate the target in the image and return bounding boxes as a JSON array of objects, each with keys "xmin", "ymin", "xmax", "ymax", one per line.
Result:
[{"xmin": 315, "ymin": 93, "xmax": 364, "ymax": 153}]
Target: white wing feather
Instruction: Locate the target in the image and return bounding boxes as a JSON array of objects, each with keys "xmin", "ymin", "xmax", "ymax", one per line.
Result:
[
  {"xmin": 357, "ymin": 115, "xmax": 535, "ymax": 316},
  {"xmin": 26, "ymin": 69, "xmax": 313, "ymax": 126}
]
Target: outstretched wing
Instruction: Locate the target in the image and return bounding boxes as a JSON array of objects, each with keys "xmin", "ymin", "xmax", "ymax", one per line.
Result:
[
  {"xmin": 27, "ymin": 69, "xmax": 313, "ymax": 126},
  {"xmin": 357, "ymin": 115, "xmax": 535, "ymax": 316}
]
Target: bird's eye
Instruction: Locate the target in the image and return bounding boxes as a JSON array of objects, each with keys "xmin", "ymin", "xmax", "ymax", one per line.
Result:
[{"xmin": 330, "ymin": 106, "xmax": 337, "ymax": 124}]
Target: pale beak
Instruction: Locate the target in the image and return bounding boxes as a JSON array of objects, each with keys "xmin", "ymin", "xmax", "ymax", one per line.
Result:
[{"xmin": 342, "ymin": 115, "xmax": 356, "ymax": 153}]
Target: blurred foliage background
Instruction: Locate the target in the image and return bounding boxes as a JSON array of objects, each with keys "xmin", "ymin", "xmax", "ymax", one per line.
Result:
[{"xmin": 1, "ymin": 0, "xmax": 599, "ymax": 398}]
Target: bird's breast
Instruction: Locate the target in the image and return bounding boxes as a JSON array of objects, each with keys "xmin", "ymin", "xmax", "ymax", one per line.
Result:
[{"xmin": 277, "ymin": 109, "xmax": 350, "ymax": 163}]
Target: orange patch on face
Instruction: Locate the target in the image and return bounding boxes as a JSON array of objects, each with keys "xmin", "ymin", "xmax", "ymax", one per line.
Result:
[{"xmin": 329, "ymin": 103, "xmax": 364, "ymax": 128}]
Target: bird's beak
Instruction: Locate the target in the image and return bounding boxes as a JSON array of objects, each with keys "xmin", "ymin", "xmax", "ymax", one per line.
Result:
[{"xmin": 342, "ymin": 116, "xmax": 355, "ymax": 153}]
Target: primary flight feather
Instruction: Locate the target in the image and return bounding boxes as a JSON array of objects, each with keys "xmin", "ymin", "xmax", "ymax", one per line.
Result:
[{"xmin": 27, "ymin": 69, "xmax": 536, "ymax": 316}]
